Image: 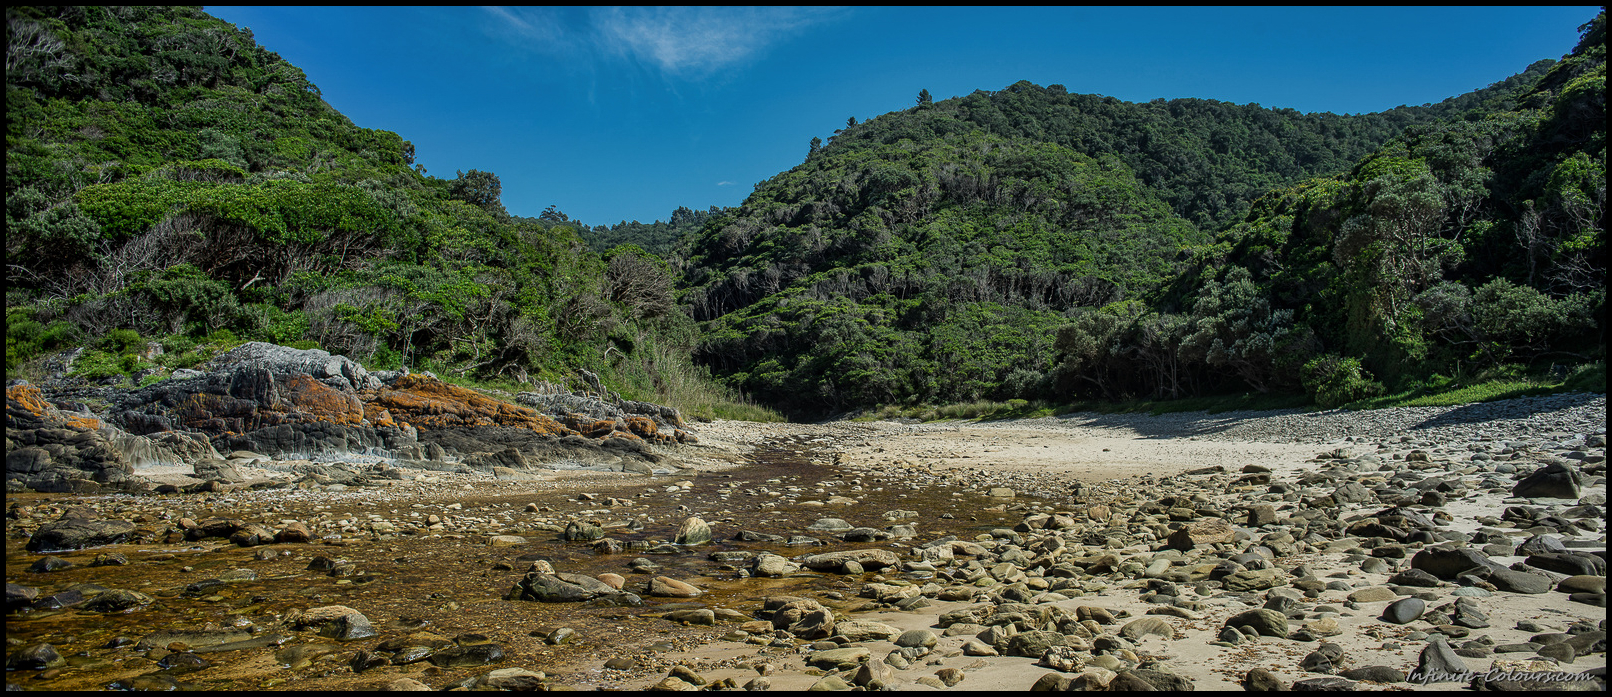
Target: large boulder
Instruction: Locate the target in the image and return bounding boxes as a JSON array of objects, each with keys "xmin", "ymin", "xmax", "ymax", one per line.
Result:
[
  {"xmin": 673, "ymin": 517, "xmax": 712, "ymax": 546},
  {"xmin": 771, "ymin": 599, "xmax": 835, "ymax": 639},
  {"xmin": 1224, "ymin": 609, "xmax": 1288, "ymax": 638},
  {"xmin": 509, "ymin": 571, "xmax": 620, "ymax": 603},
  {"xmin": 285, "ymin": 605, "xmax": 377, "ymax": 641},
  {"xmin": 1410, "ymin": 547, "xmax": 1506, "ymax": 580},
  {"xmin": 800, "ymin": 549, "xmax": 901, "ymax": 571},
  {"xmin": 204, "ymin": 342, "xmax": 378, "ymax": 392},
  {"xmin": 1167, "ymin": 518, "xmax": 1236, "ymax": 551},
  {"xmin": 1511, "ymin": 461, "xmax": 1583, "ymax": 499},
  {"xmin": 26, "ymin": 514, "xmax": 137, "ymax": 552}
]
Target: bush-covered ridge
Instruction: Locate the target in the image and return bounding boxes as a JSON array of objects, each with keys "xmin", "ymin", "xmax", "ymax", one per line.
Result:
[
  {"xmin": 5, "ymin": 7, "xmax": 1603, "ymax": 421},
  {"xmin": 678, "ymin": 13, "xmax": 1604, "ymax": 415},
  {"xmin": 4, "ymin": 6, "xmax": 778, "ymax": 422}
]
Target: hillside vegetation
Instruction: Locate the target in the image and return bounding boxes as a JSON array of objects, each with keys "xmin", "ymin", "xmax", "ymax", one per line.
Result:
[
  {"xmin": 4, "ymin": 6, "xmax": 774, "ymax": 421},
  {"xmin": 5, "ymin": 7, "xmax": 1604, "ymax": 421},
  {"xmin": 678, "ymin": 14, "xmax": 1604, "ymax": 415}
]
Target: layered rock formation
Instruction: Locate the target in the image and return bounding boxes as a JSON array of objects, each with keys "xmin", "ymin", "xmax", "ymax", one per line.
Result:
[{"xmin": 8, "ymin": 342, "xmax": 698, "ymax": 491}]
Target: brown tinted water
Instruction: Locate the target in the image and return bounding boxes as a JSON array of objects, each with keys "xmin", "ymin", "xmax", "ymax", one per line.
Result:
[{"xmin": 4, "ymin": 435, "xmax": 1051, "ymax": 690}]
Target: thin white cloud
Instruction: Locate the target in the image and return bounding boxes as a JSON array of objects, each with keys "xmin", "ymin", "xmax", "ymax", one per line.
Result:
[
  {"xmin": 483, "ymin": 6, "xmax": 841, "ymax": 79},
  {"xmin": 594, "ymin": 7, "xmax": 836, "ymax": 76},
  {"xmin": 716, "ymin": 180, "xmax": 735, "ymax": 186}
]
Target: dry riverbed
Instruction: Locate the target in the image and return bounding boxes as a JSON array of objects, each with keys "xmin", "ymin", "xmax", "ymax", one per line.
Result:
[{"xmin": 6, "ymin": 393, "xmax": 1607, "ymax": 691}]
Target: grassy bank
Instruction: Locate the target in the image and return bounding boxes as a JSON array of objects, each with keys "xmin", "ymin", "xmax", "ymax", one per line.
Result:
[{"xmin": 855, "ymin": 362, "xmax": 1606, "ymax": 423}]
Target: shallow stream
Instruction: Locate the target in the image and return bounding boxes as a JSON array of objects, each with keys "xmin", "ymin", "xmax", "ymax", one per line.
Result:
[{"xmin": 4, "ymin": 434, "xmax": 1042, "ymax": 690}]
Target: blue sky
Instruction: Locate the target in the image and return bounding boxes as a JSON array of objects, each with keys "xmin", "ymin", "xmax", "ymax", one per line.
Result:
[{"xmin": 203, "ymin": 6, "xmax": 1598, "ymax": 227}]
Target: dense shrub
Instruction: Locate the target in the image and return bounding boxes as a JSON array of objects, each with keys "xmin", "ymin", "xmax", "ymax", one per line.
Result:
[{"xmin": 1302, "ymin": 354, "xmax": 1385, "ymax": 408}]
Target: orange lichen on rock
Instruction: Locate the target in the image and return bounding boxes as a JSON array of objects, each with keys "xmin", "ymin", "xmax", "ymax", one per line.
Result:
[
  {"xmin": 277, "ymin": 373, "xmax": 365, "ymax": 426},
  {"xmin": 62, "ymin": 414, "xmax": 104, "ymax": 431},
  {"xmin": 169, "ymin": 372, "xmax": 363, "ymax": 433},
  {"xmin": 624, "ymin": 416, "xmax": 660, "ymax": 439},
  {"xmin": 362, "ymin": 374, "xmax": 576, "ymax": 436},
  {"xmin": 7, "ymin": 384, "xmax": 54, "ymax": 420},
  {"xmin": 6, "ymin": 384, "xmax": 103, "ymax": 431},
  {"xmin": 363, "ymin": 403, "xmax": 398, "ymax": 429},
  {"xmin": 558, "ymin": 416, "xmax": 620, "ymax": 439}
]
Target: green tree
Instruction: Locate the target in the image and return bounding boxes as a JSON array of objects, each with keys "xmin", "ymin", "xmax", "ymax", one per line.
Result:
[{"xmin": 449, "ymin": 169, "xmax": 505, "ymax": 216}]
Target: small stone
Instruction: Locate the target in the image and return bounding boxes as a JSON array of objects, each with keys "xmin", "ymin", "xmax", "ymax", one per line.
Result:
[
  {"xmin": 1347, "ymin": 586, "xmax": 1396, "ymax": 603},
  {"xmin": 7, "ymin": 644, "xmax": 64, "ymax": 671},
  {"xmin": 894, "ymin": 629, "xmax": 938, "ymax": 648},
  {"xmin": 1118, "ymin": 617, "xmax": 1175, "ymax": 641},
  {"xmin": 648, "ymin": 576, "xmax": 702, "ymax": 598},
  {"xmin": 1243, "ymin": 667, "xmax": 1285, "ymax": 691},
  {"xmin": 1225, "ymin": 609, "xmax": 1287, "ymax": 638},
  {"xmin": 1338, "ymin": 666, "xmax": 1403, "ymax": 683},
  {"xmin": 1411, "ymin": 637, "xmax": 1467, "ymax": 683},
  {"xmin": 1382, "ymin": 597, "xmax": 1425, "ymax": 624},
  {"xmin": 1536, "ymin": 642, "xmax": 1576, "ymax": 663}
]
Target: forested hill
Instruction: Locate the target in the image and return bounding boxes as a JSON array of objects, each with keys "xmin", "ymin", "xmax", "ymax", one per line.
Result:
[
  {"xmin": 824, "ymin": 65, "xmax": 1554, "ymax": 232},
  {"xmin": 4, "ymin": 7, "xmax": 1603, "ymax": 421},
  {"xmin": 680, "ymin": 13, "xmax": 1604, "ymax": 415},
  {"xmin": 4, "ymin": 6, "xmax": 765, "ymax": 420}
]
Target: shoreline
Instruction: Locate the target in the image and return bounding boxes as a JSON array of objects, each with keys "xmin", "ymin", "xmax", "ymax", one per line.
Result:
[{"xmin": 5, "ymin": 392, "xmax": 1605, "ymax": 691}]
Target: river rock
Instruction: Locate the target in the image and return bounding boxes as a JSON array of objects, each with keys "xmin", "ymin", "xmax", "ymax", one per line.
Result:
[
  {"xmin": 25, "ymin": 515, "xmax": 136, "ymax": 552},
  {"xmin": 1527, "ymin": 552, "xmax": 1605, "ymax": 577},
  {"xmin": 1007, "ymin": 630, "xmax": 1067, "ymax": 657},
  {"xmin": 1225, "ymin": 609, "xmax": 1288, "ymax": 638},
  {"xmin": 673, "ymin": 517, "xmax": 711, "ymax": 545},
  {"xmin": 1347, "ymin": 587, "xmax": 1397, "ymax": 603},
  {"xmin": 806, "ymin": 518, "xmax": 854, "ymax": 533},
  {"xmin": 772, "ymin": 599, "xmax": 835, "ymax": 639},
  {"xmin": 801, "ymin": 548, "xmax": 900, "ymax": 571},
  {"xmin": 1383, "ymin": 597, "xmax": 1425, "ymax": 624},
  {"xmin": 808, "ymin": 647, "xmax": 870, "ymax": 670},
  {"xmin": 1557, "ymin": 576, "xmax": 1606, "ymax": 595},
  {"xmin": 479, "ymin": 668, "xmax": 545, "ymax": 690},
  {"xmin": 7, "ymin": 644, "xmax": 64, "ymax": 671},
  {"xmin": 83, "ymin": 589, "xmax": 153, "ymax": 613},
  {"xmin": 751, "ymin": 553, "xmax": 799, "ymax": 578},
  {"xmin": 1243, "ymin": 667, "xmax": 1286, "ymax": 690},
  {"xmin": 1224, "ymin": 568, "xmax": 1287, "ymax": 591},
  {"xmin": 286, "ymin": 605, "xmax": 376, "ymax": 641},
  {"xmin": 1167, "ymin": 518, "xmax": 1235, "ymax": 551},
  {"xmin": 1338, "ymin": 666, "xmax": 1404, "ymax": 683},
  {"xmin": 648, "ymin": 576, "xmax": 702, "ymax": 598},
  {"xmin": 511, "ymin": 572, "xmax": 616, "ymax": 603},
  {"xmin": 835, "ymin": 619, "xmax": 901, "ymax": 642},
  {"xmin": 1119, "ymin": 617, "xmax": 1175, "ymax": 641},
  {"xmin": 1410, "ymin": 547, "xmax": 1503, "ymax": 579},
  {"xmin": 894, "ymin": 629, "xmax": 938, "ymax": 648},
  {"xmin": 1486, "ymin": 568, "xmax": 1552, "ymax": 594},
  {"xmin": 562, "ymin": 521, "xmax": 604, "ymax": 541},
  {"xmin": 428, "ymin": 644, "xmax": 505, "ymax": 668},
  {"xmin": 664, "ymin": 608, "xmax": 716, "ymax": 626}
]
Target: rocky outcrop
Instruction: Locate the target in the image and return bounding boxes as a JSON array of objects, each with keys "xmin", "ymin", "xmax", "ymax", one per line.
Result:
[
  {"xmin": 7, "ymin": 384, "xmax": 149, "ymax": 493},
  {"xmin": 12, "ymin": 343, "xmax": 697, "ymax": 490},
  {"xmin": 516, "ymin": 391, "xmax": 694, "ymax": 445}
]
